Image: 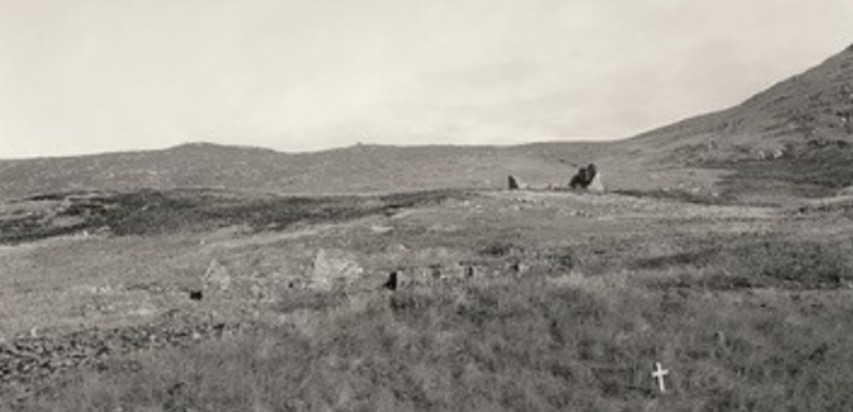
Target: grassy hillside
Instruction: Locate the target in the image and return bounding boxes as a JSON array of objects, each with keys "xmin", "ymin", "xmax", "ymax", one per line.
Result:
[
  {"xmin": 3, "ymin": 188, "xmax": 853, "ymax": 411},
  {"xmin": 618, "ymin": 43, "xmax": 853, "ymax": 201},
  {"xmin": 629, "ymin": 43, "xmax": 853, "ymax": 164},
  {"xmin": 16, "ymin": 280, "xmax": 853, "ymax": 412}
]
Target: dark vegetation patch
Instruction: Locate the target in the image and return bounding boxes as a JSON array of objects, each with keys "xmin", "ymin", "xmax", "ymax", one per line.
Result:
[
  {"xmin": 543, "ymin": 248, "xmax": 577, "ymax": 271},
  {"xmin": 17, "ymin": 191, "xmax": 114, "ymax": 202},
  {"xmin": 0, "ymin": 188, "xmax": 468, "ymax": 244},
  {"xmin": 613, "ymin": 189, "xmax": 732, "ymax": 205},
  {"xmin": 644, "ymin": 272, "xmax": 763, "ymax": 291},
  {"xmin": 633, "ymin": 238, "xmax": 853, "ymax": 290},
  {"xmin": 712, "ymin": 144, "xmax": 853, "ymax": 200},
  {"xmin": 730, "ymin": 239, "xmax": 853, "ymax": 289},
  {"xmin": 275, "ymin": 289, "xmax": 350, "ymax": 313},
  {"xmin": 797, "ymin": 198, "xmax": 853, "ymax": 219},
  {"xmin": 634, "ymin": 248, "xmax": 722, "ymax": 270},
  {"xmin": 477, "ymin": 239, "xmax": 524, "ymax": 258}
]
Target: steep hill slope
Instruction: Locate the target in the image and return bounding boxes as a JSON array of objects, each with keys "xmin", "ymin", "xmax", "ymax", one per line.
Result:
[
  {"xmin": 618, "ymin": 43, "xmax": 853, "ymax": 201},
  {"xmin": 629, "ymin": 43, "xmax": 853, "ymax": 164}
]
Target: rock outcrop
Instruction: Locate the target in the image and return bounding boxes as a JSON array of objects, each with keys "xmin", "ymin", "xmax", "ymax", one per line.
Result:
[{"xmin": 569, "ymin": 163, "xmax": 605, "ymax": 192}]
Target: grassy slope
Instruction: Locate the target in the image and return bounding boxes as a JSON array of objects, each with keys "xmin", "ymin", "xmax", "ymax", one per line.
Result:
[
  {"xmin": 3, "ymin": 189, "xmax": 853, "ymax": 411},
  {"xmin": 629, "ymin": 44, "xmax": 853, "ymax": 160},
  {"xmin": 16, "ymin": 277, "xmax": 853, "ymax": 412},
  {"xmin": 625, "ymin": 44, "xmax": 853, "ymax": 201}
]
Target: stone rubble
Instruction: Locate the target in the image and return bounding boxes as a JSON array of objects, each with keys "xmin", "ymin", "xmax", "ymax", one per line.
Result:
[{"xmin": 0, "ymin": 312, "xmax": 258, "ymax": 397}]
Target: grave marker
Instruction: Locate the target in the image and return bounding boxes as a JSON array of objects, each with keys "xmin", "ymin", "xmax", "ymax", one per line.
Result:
[{"xmin": 651, "ymin": 362, "xmax": 670, "ymax": 393}]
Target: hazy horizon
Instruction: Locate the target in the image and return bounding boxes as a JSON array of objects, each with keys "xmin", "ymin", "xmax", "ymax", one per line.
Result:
[{"xmin": 1, "ymin": 0, "xmax": 851, "ymax": 158}]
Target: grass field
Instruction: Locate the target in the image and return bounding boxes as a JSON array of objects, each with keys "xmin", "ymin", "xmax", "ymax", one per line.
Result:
[
  {"xmin": 14, "ymin": 276, "xmax": 853, "ymax": 412},
  {"xmin": 2, "ymin": 188, "xmax": 853, "ymax": 411}
]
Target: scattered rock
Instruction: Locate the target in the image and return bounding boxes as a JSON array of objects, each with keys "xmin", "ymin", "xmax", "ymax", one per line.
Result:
[
  {"xmin": 370, "ymin": 225, "xmax": 393, "ymax": 234},
  {"xmin": 507, "ymin": 260, "xmax": 527, "ymax": 274},
  {"xmin": 249, "ymin": 282, "xmax": 266, "ymax": 301},
  {"xmin": 507, "ymin": 175, "xmax": 521, "ymax": 190},
  {"xmin": 429, "ymin": 265, "xmax": 442, "ymax": 280},
  {"xmin": 383, "ymin": 271, "xmax": 399, "ymax": 291},
  {"xmin": 203, "ymin": 259, "xmax": 231, "ymax": 294},
  {"xmin": 0, "ymin": 315, "xmax": 257, "ymax": 398},
  {"xmin": 312, "ymin": 249, "xmax": 363, "ymax": 289},
  {"xmin": 837, "ymin": 186, "xmax": 853, "ymax": 197}
]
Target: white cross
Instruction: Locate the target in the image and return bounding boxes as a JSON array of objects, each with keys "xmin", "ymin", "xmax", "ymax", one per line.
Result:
[{"xmin": 651, "ymin": 362, "xmax": 669, "ymax": 393}]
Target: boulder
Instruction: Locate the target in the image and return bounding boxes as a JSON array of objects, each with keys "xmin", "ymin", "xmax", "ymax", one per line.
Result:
[
  {"xmin": 507, "ymin": 175, "xmax": 521, "ymax": 190},
  {"xmin": 383, "ymin": 271, "xmax": 399, "ymax": 291},
  {"xmin": 312, "ymin": 249, "xmax": 363, "ymax": 289},
  {"xmin": 587, "ymin": 171, "xmax": 605, "ymax": 192},
  {"xmin": 569, "ymin": 163, "xmax": 605, "ymax": 192},
  {"xmin": 203, "ymin": 259, "xmax": 231, "ymax": 293}
]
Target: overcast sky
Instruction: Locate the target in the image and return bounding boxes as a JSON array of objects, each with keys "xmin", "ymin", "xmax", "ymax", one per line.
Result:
[{"xmin": 1, "ymin": 0, "xmax": 851, "ymax": 158}]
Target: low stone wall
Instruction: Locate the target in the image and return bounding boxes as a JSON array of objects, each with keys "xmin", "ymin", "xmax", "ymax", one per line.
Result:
[{"xmin": 0, "ymin": 313, "xmax": 257, "ymax": 400}]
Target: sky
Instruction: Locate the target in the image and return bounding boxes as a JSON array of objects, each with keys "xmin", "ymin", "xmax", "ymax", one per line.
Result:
[{"xmin": 0, "ymin": 0, "xmax": 851, "ymax": 158}]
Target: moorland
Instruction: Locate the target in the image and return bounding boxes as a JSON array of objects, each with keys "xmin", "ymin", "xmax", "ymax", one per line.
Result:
[{"xmin": 1, "ymin": 44, "xmax": 852, "ymax": 411}]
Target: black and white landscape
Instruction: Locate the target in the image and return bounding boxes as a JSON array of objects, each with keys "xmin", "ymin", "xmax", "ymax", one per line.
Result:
[{"xmin": 1, "ymin": 2, "xmax": 852, "ymax": 411}]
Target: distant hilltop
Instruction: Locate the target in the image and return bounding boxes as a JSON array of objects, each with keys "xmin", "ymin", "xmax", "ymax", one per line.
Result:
[{"xmin": 2, "ymin": 43, "xmax": 852, "ymax": 202}]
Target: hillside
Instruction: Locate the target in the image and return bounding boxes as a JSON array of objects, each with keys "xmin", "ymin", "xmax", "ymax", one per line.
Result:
[
  {"xmin": 4, "ymin": 184, "xmax": 853, "ymax": 411},
  {"xmin": 0, "ymin": 142, "xmax": 611, "ymax": 202},
  {"xmin": 629, "ymin": 43, "xmax": 853, "ymax": 164},
  {"xmin": 614, "ymin": 43, "xmax": 853, "ymax": 201},
  {"xmin": 2, "ymin": 44, "xmax": 852, "ymax": 203}
]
